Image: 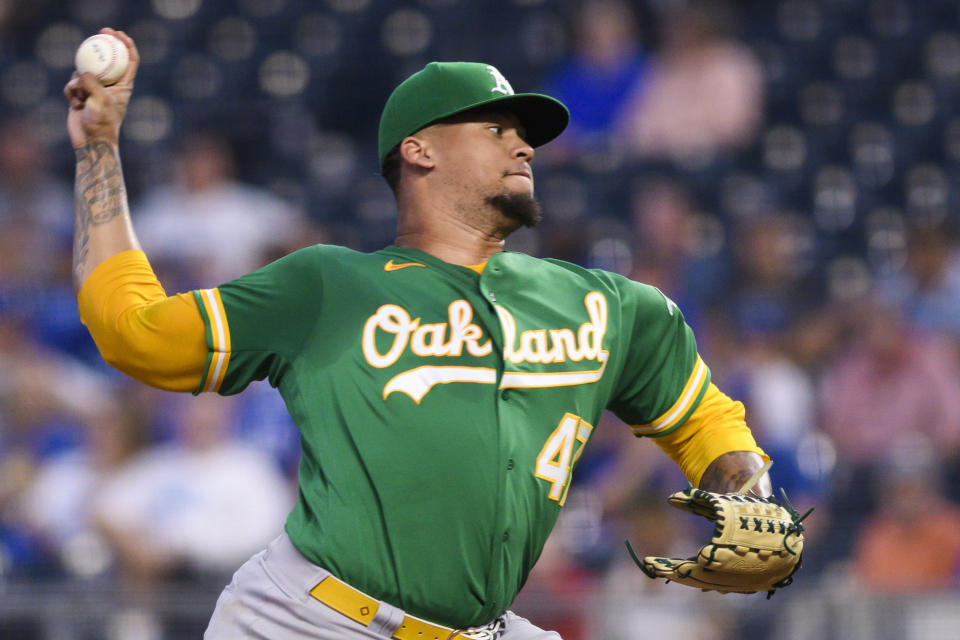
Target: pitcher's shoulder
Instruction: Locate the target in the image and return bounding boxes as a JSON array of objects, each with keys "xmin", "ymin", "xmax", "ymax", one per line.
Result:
[
  {"xmin": 533, "ymin": 254, "xmax": 631, "ymax": 289},
  {"xmin": 286, "ymin": 243, "xmax": 387, "ymax": 269},
  {"xmin": 533, "ymin": 255, "xmax": 672, "ymax": 309}
]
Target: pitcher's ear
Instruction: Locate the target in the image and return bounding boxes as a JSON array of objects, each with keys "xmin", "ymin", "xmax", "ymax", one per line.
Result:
[{"xmin": 399, "ymin": 135, "xmax": 435, "ymax": 169}]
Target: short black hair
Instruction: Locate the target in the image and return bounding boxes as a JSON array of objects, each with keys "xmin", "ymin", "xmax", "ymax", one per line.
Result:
[{"xmin": 381, "ymin": 146, "xmax": 401, "ymax": 196}]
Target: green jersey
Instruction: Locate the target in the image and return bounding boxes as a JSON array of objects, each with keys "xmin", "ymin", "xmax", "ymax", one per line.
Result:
[{"xmin": 191, "ymin": 244, "xmax": 709, "ymax": 628}]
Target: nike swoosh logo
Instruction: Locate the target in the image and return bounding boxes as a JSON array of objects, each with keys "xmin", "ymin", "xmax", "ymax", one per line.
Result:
[{"xmin": 384, "ymin": 259, "xmax": 426, "ymax": 271}]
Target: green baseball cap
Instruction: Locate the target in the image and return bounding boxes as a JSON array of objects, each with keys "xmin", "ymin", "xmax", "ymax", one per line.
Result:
[{"xmin": 378, "ymin": 61, "xmax": 570, "ymax": 166}]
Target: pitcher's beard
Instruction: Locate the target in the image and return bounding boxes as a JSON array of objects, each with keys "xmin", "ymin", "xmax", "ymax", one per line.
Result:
[{"xmin": 486, "ymin": 192, "xmax": 542, "ymax": 229}]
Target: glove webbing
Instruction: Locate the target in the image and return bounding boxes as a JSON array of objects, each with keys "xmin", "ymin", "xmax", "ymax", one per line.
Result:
[{"xmin": 624, "ymin": 486, "xmax": 814, "ymax": 598}]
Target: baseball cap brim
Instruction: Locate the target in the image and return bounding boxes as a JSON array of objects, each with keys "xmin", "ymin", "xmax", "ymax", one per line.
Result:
[{"xmin": 421, "ymin": 93, "xmax": 569, "ymax": 149}]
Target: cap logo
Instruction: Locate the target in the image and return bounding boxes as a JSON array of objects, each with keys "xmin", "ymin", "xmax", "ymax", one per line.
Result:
[{"xmin": 486, "ymin": 65, "xmax": 514, "ymax": 95}]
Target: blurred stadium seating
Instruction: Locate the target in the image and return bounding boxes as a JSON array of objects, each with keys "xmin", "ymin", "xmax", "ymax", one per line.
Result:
[{"xmin": 2, "ymin": 0, "xmax": 960, "ymax": 638}]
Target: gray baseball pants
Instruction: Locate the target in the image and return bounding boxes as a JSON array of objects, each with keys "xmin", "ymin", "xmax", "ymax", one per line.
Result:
[{"xmin": 204, "ymin": 531, "xmax": 562, "ymax": 640}]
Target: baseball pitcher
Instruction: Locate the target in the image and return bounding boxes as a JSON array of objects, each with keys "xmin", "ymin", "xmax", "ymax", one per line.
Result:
[{"xmin": 65, "ymin": 27, "xmax": 805, "ymax": 640}]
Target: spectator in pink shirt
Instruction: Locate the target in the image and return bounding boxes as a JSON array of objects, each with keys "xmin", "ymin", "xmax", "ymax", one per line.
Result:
[
  {"xmin": 616, "ymin": 1, "xmax": 764, "ymax": 160},
  {"xmin": 820, "ymin": 297, "xmax": 960, "ymax": 465}
]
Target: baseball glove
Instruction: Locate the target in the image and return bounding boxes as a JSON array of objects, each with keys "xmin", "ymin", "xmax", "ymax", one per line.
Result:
[{"xmin": 626, "ymin": 487, "xmax": 810, "ymax": 598}]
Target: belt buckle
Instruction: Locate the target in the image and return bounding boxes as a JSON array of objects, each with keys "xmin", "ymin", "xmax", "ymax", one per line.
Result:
[{"xmin": 456, "ymin": 616, "xmax": 504, "ymax": 640}]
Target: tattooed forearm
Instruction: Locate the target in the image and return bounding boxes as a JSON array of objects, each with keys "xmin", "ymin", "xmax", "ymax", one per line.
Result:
[
  {"xmin": 73, "ymin": 141, "xmax": 128, "ymax": 291},
  {"xmin": 699, "ymin": 451, "xmax": 771, "ymax": 496}
]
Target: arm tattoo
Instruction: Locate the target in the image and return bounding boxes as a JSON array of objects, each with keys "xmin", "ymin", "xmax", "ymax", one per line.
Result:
[
  {"xmin": 73, "ymin": 141, "xmax": 127, "ymax": 291},
  {"xmin": 699, "ymin": 451, "xmax": 771, "ymax": 496}
]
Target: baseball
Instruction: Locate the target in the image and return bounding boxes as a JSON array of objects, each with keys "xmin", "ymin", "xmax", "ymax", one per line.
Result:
[{"xmin": 75, "ymin": 34, "xmax": 129, "ymax": 86}]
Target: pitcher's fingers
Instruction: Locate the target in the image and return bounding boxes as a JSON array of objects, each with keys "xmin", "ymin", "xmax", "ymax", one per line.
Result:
[
  {"xmin": 101, "ymin": 28, "xmax": 140, "ymax": 84},
  {"xmin": 64, "ymin": 72, "xmax": 90, "ymax": 108},
  {"xmin": 75, "ymin": 71, "xmax": 106, "ymax": 95},
  {"xmin": 71, "ymin": 72, "xmax": 108, "ymax": 107},
  {"xmin": 63, "ymin": 71, "xmax": 79, "ymax": 100}
]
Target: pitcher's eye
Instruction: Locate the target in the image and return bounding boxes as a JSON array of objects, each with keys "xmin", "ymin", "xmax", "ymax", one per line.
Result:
[{"xmin": 489, "ymin": 125, "xmax": 503, "ymax": 135}]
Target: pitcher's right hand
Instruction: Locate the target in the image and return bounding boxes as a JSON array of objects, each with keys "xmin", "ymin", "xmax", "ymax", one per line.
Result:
[{"xmin": 64, "ymin": 28, "xmax": 140, "ymax": 149}]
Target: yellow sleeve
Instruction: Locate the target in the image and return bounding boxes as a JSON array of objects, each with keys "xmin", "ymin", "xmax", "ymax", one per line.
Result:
[
  {"xmin": 77, "ymin": 250, "xmax": 207, "ymax": 392},
  {"xmin": 649, "ymin": 382, "xmax": 768, "ymax": 487}
]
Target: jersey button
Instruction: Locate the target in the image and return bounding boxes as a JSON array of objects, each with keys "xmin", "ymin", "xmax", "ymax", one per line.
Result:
[
  {"xmin": 501, "ymin": 390, "xmax": 509, "ymax": 400},
  {"xmin": 506, "ymin": 458, "xmax": 515, "ymax": 470},
  {"xmin": 502, "ymin": 531, "xmax": 509, "ymax": 542}
]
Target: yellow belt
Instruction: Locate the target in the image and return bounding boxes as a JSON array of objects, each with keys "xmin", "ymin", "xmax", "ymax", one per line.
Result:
[{"xmin": 309, "ymin": 575, "xmax": 467, "ymax": 640}]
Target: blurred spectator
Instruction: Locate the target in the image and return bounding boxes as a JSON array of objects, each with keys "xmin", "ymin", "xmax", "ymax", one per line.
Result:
[
  {"xmin": 0, "ymin": 320, "xmax": 112, "ymax": 575},
  {"xmin": 89, "ymin": 393, "xmax": 294, "ymax": 584},
  {"xmin": 542, "ymin": 0, "xmax": 650, "ymax": 155},
  {"xmin": 879, "ymin": 223, "xmax": 960, "ymax": 344},
  {"xmin": 134, "ymin": 132, "xmax": 317, "ymax": 288},
  {"xmin": 0, "ymin": 119, "xmax": 92, "ymax": 360},
  {"xmin": 819, "ymin": 296, "xmax": 960, "ymax": 467},
  {"xmin": 852, "ymin": 435, "xmax": 960, "ymax": 592},
  {"xmin": 19, "ymin": 394, "xmax": 148, "ymax": 578},
  {"xmin": 628, "ymin": 177, "xmax": 730, "ymax": 333},
  {"xmin": 721, "ymin": 213, "xmax": 817, "ymax": 350},
  {"xmin": 616, "ymin": 1, "xmax": 764, "ymax": 160},
  {"xmin": 0, "ymin": 117, "xmax": 73, "ymax": 271}
]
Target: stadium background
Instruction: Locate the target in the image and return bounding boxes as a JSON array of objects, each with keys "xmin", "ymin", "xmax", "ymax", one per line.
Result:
[{"xmin": 2, "ymin": 0, "xmax": 960, "ymax": 638}]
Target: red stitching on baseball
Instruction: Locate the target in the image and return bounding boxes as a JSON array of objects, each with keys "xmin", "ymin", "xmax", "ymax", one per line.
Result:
[{"xmin": 95, "ymin": 35, "xmax": 117, "ymax": 81}]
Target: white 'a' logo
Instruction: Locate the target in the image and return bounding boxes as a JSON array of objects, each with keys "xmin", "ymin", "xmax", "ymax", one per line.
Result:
[{"xmin": 486, "ymin": 65, "xmax": 514, "ymax": 95}]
